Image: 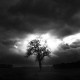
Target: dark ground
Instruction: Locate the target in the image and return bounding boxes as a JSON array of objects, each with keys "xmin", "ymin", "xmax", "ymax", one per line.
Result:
[{"xmin": 0, "ymin": 66, "xmax": 80, "ymax": 80}]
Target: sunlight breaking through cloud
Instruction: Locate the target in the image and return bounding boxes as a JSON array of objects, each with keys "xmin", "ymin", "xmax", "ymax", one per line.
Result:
[
  {"xmin": 63, "ymin": 33, "xmax": 80, "ymax": 45},
  {"xmin": 9, "ymin": 31, "xmax": 80, "ymax": 56}
]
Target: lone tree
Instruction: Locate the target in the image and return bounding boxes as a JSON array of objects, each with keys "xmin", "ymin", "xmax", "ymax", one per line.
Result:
[{"xmin": 25, "ymin": 39, "xmax": 51, "ymax": 70}]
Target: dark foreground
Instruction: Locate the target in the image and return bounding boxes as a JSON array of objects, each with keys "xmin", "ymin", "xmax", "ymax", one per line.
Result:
[{"xmin": 0, "ymin": 66, "xmax": 80, "ymax": 80}]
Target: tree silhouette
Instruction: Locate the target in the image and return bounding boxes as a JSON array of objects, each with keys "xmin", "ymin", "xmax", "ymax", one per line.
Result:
[{"xmin": 25, "ymin": 39, "xmax": 51, "ymax": 70}]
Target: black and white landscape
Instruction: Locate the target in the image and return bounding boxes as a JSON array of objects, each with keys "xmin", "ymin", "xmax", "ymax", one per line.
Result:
[{"xmin": 0, "ymin": 0, "xmax": 80, "ymax": 80}]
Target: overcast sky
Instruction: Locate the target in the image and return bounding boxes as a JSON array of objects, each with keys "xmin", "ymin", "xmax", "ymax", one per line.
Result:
[{"xmin": 0, "ymin": 0, "xmax": 80, "ymax": 65}]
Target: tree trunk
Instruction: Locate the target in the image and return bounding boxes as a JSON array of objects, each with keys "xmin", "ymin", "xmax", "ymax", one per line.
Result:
[{"xmin": 38, "ymin": 60, "xmax": 42, "ymax": 70}]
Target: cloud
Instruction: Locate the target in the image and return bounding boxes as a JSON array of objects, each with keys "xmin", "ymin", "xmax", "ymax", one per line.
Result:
[
  {"xmin": 49, "ymin": 47, "xmax": 80, "ymax": 65},
  {"xmin": 0, "ymin": 0, "xmax": 80, "ymax": 65},
  {"xmin": 0, "ymin": 0, "xmax": 79, "ymax": 36}
]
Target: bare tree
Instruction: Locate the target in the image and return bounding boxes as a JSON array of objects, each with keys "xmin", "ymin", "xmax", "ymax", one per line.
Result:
[{"xmin": 25, "ymin": 39, "xmax": 51, "ymax": 70}]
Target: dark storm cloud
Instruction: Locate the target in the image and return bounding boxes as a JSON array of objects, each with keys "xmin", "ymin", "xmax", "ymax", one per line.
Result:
[
  {"xmin": 48, "ymin": 47, "xmax": 80, "ymax": 65},
  {"xmin": 0, "ymin": 0, "xmax": 80, "ymax": 35}
]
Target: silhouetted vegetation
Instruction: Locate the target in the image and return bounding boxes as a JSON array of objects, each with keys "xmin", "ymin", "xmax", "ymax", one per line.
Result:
[
  {"xmin": 53, "ymin": 61, "xmax": 80, "ymax": 69},
  {"xmin": 25, "ymin": 39, "xmax": 51, "ymax": 70},
  {"xmin": 0, "ymin": 64, "xmax": 13, "ymax": 68}
]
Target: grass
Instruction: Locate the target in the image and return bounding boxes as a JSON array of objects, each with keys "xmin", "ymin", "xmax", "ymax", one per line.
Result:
[{"xmin": 0, "ymin": 66, "xmax": 80, "ymax": 80}]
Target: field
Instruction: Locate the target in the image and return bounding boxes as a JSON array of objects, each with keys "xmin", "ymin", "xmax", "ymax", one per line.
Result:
[{"xmin": 0, "ymin": 66, "xmax": 80, "ymax": 80}]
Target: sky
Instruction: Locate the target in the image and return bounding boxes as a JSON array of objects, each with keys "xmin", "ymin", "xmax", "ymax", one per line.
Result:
[{"xmin": 0, "ymin": 0, "xmax": 80, "ymax": 66}]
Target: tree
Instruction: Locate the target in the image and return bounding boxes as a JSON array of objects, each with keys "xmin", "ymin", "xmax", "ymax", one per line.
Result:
[{"xmin": 25, "ymin": 39, "xmax": 51, "ymax": 70}]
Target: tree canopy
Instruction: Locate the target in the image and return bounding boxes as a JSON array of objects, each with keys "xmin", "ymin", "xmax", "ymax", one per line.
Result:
[{"xmin": 25, "ymin": 39, "xmax": 51, "ymax": 59}]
